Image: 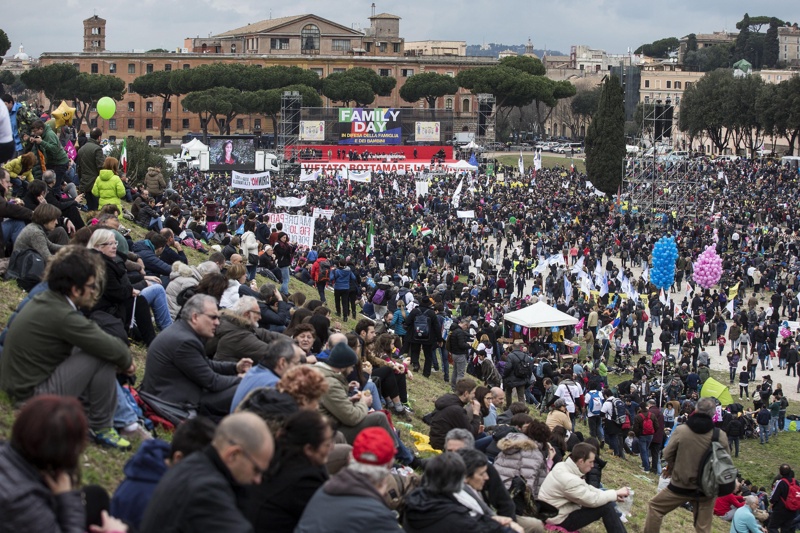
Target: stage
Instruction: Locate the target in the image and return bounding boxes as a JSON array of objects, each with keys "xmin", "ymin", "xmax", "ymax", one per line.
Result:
[{"xmin": 297, "ymin": 159, "xmax": 458, "ymax": 173}]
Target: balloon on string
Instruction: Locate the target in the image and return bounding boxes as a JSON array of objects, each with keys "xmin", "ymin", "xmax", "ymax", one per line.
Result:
[
  {"xmin": 51, "ymin": 101, "xmax": 76, "ymax": 128},
  {"xmin": 692, "ymin": 245, "xmax": 722, "ymax": 289},
  {"xmin": 97, "ymin": 97, "xmax": 116, "ymax": 120},
  {"xmin": 650, "ymin": 236, "xmax": 679, "ymax": 289}
]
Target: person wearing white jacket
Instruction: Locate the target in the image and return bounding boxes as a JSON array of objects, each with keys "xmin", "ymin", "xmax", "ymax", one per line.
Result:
[
  {"xmin": 241, "ymin": 219, "xmax": 259, "ymax": 281},
  {"xmin": 538, "ymin": 442, "xmax": 630, "ymax": 533}
]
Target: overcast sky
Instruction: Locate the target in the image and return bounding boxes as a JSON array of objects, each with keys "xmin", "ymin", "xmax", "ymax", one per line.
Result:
[{"xmin": 4, "ymin": 0, "xmax": 799, "ymax": 58}]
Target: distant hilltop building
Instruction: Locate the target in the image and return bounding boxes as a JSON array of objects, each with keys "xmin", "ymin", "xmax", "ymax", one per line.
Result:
[
  {"xmin": 778, "ymin": 24, "xmax": 800, "ymax": 66},
  {"xmin": 677, "ymin": 30, "xmax": 737, "ymax": 64},
  {"xmin": 1, "ymin": 44, "xmax": 37, "ymax": 75}
]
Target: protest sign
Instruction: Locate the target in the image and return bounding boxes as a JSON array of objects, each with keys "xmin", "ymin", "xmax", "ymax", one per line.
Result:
[
  {"xmin": 312, "ymin": 208, "xmax": 334, "ymax": 219},
  {"xmin": 231, "ymin": 171, "xmax": 271, "ymax": 189},
  {"xmin": 267, "ymin": 213, "xmax": 315, "ymax": 248}
]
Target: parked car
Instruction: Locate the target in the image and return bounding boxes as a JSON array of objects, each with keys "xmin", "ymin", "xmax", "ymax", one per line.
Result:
[
  {"xmin": 148, "ymin": 139, "xmax": 160, "ymax": 147},
  {"xmin": 554, "ymin": 142, "xmax": 583, "ymax": 154}
]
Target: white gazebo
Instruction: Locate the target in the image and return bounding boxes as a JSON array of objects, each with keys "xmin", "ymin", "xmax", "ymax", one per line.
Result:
[
  {"xmin": 503, "ymin": 301, "xmax": 579, "ymax": 328},
  {"xmin": 446, "ymin": 159, "xmax": 478, "ymax": 171}
]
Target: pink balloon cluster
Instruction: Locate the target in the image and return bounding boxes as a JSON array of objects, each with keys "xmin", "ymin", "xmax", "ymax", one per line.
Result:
[{"xmin": 692, "ymin": 245, "xmax": 723, "ymax": 289}]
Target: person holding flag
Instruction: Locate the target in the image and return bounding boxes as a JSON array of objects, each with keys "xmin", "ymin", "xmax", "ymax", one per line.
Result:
[{"xmin": 76, "ymin": 127, "xmax": 106, "ymax": 211}]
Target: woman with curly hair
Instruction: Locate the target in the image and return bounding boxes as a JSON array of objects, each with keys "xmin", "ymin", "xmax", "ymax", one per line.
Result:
[
  {"xmin": 493, "ymin": 419, "xmax": 552, "ymax": 500},
  {"xmin": 276, "ymin": 365, "xmax": 329, "ymax": 410}
]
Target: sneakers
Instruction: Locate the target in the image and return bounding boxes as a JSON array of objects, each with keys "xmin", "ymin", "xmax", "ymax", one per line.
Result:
[
  {"xmin": 121, "ymin": 423, "xmax": 153, "ymax": 442},
  {"xmin": 91, "ymin": 428, "xmax": 132, "ymax": 451}
]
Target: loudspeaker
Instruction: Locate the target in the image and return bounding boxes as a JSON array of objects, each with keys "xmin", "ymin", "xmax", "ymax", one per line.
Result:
[
  {"xmin": 663, "ymin": 105, "xmax": 674, "ymax": 139},
  {"xmin": 654, "ymin": 105, "xmax": 664, "ymax": 141}
]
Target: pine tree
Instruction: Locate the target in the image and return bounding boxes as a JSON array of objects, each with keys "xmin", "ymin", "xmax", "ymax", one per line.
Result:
[
  {"xmin": 585, "ymin": 75, "xmax": 626, "ymax": 196},
  {"xmin": 764, "ymin": 18, "xmax": 780, "ymax": 67}
]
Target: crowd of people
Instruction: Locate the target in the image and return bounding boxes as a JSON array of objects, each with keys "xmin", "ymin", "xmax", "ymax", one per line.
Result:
[{"xmin": 1, "ymin": 93, "xmax": 800, "ymax": 532}]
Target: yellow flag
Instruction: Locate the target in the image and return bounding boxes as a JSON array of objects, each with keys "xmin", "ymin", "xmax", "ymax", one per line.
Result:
[
  {"xmin": 574, "ymin": 216, "xmax": 580, "ymax": 224},
  {"xmin": 728, "ymin": 282, "xmax": 740, "ymax": 300}
]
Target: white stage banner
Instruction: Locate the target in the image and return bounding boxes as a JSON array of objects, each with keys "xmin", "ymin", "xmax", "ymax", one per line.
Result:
[
  {"xmin": 231, "ymin": 171, "xmax": 271, "ymax": 189},
  {"xmin": 312, "ymin": 208, "xmax": 334, "ymax": 219},
  {"xmin": 415, "ymin": 121, "xmax": 440, "ymax": 142},
  {"xmin": 348, "ymin": 170, "xmax": 372, "ymax": 183},
  {"xmin": 299, "ymin": 169, "xmax": 320, "ymax": 182},
  {"xmin": 267, "ymin": 213, "xmax": 315, "ymax": 248},
  {"xmin": 457, "ymin": 210, "xmax": 475, "ymax": 218},
  {"xmin": 275, "ymin": 196, "xmax": 307, "ymax": 207},
  {"xmin": 299, "ymin": 121, "xmax": 325, "ymax": 141}
]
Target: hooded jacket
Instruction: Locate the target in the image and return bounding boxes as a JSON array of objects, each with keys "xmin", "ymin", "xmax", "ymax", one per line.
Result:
[
  {"xmin": 663, "ymin": 412, "xmax": 728, "ymax": 494},
  {"xmin": 493, "ymin": 432, "xmax": 549, "ymax": 499},
  {"xmin": 537, "ymin": 456, "xmax": 618, "ymax": 525},
  {"xmin": 403, "ymin": 488, "xmax": 508, "ymax": 533},
  {"xmin": 144, "ymin": 167, "xmax": 166, "ymax": 196},
  {"xmin": 428, "ymin": 392, "xmax": 480, "ymax": 450},
  {"xmin": 316, "ymin": 363, "xmax": 369, "ymax": 428},
  {"xmin": 110, "ymin": 439, "xmax": 171, "ymax": 529},
  {"xmin": 165, "ymin": 263, "xmax": 200, "ymax": 319},
  {"xmin": 294, "ymin": 467, "xmax": 399, "ymax": 533},
  {"xmin": 205, "ymin": 309, "xmax": 282, "ymax": 363},
  {"xmin": 132, "ymin": 239, "xmax": 172, "ymax": 277},
  {"xmin": 76, "ymin": 136, "xmax": 105, "ymax": 192},
  {"xmin": 91, "ymin": 168, "xmax": 126, "ymax": 212}
]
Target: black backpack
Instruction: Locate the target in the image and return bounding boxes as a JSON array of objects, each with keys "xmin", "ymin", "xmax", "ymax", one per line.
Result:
[
  {"xmin": 317, "ymin": 260, "xmax": 331, "ymax": 281},
  {"xmin": 6, "ymin": 248, "xmax": 45, "ymax": 292},
  {"xmin": 513, "ymin": 351, "xmax": 532, "ymax": 379},
  {"xmin": 413, "ymin": 312, "xmax": 432, "ymax": 342}
]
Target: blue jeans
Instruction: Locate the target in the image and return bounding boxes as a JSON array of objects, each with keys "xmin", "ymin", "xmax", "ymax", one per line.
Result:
[
  {"xmin": 280, "ymin": 266, "xmax": 290, "ymax": 294},
  {"xmin": 770, "ymin": 416, "xmax": 779, "ymax": 435},
  {"xmin": 140, "ymin": 284, "xmax": 173, "ymax": 331},
  {"xmin": 638, "ymin": 435, "xmax": 653, "ymax": 470},
  {"xmin": 2, "ymin": 219, "xmax": 26, "ymax": 249},
  {"xmin": 113, "ymin": 381, "xmax": 138, "ymax": 429},
  {"xmin": 149, "ymin": 217, "xmax": 163, "ymax": 231},
  {"xmin": 434, "ymin": 346, "xmax": 450, "ymax": 379},
  {"xmin": 363, "ymin": 380, "xmax": 382, "ymax": 411},
  {"xmin": 759, "ymin": 424, "xmax": 770, "ymax": 443},
  {"xmin": 605, "ymin": 430, "xmax": 624, "ymax": 458}
]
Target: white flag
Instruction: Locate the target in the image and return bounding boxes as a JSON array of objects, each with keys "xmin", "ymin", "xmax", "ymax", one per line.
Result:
[
  {"xmin": 642, "ymin": 265, "xmax": 649, "ymax": 283},
  {"xmin": 599, "ymin": 273, "xmax": 609, "ymax": 296},
  {"xmin": 564, "ymin": 276, "xmax": 573, "ymax": 304},
  {"xmin": 580, "ymin": 276, "xmax": 593, "ymax": 296},
  {"xmin": 275, "ymin": 196, "xmax": 307, "ymax": 207},
  {"xmin": 571, "ymin": 256, "xmax": 585, "ymax": 274},
  {"xmin": 392, "ymin": 178, "xmax": 399, "ymax": 193},
  {"xmin": 518, "ymin": 152, "xmax": 524, "ymax": 175},
  {"xmin": 659, "ymin": 288, "xmax": 669, "ymax": 306},
  {"xmin": 534, "ymin": 150, "xmax": 542, "ymax": 171},
  {"xmin": 726, "ymin": 299, "xmax": 734, "ymax": 317}
]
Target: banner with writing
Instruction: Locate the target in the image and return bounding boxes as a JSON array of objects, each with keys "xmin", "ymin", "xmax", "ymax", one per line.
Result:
[
  {"xmin": 267, "ymin": 213, "xmax": 315, "ymax": 248},
  {"xmin": 275, "ymin": 196, "xmax": 308, "ymax": 207},
  {"xmin": 312, "ymin": 208, "xmax": 334, "ymax": 219},
  {"xmin": 231, "ymin": 171, "xmax": 271, "ymax": 189},
  {"xmin": 457, "ymin": 210, "xmax": 475, "ymax": 218}
]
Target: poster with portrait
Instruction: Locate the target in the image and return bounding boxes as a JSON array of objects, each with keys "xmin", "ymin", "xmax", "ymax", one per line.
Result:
[
  {"xmin": 209, "ymin": 137, "xmax": 256, "ymax": 170},
  {"xmin": 299, "ymin": 121, "xmax": 325, "ymax": 141}
]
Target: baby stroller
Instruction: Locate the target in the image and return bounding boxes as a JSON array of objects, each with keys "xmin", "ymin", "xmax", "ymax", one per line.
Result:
[
  {"xmin": 611, "ymin": 344, "xmax": 634, "ymax": 374},
  {"xmin": 741, "ymin": 413, "xmax": 758, "ymax": 439}
]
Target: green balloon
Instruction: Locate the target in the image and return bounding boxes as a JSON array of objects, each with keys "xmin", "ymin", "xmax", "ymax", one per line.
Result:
[{"xmin": 97, "ymin": 97, "xmax": 116, "ymax": 120}]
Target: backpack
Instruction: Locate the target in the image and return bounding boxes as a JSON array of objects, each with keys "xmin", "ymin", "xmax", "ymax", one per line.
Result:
[
  {"xmin": 780, "ymin": 478, "xmax": 800, "ymax": 512},
  {"xmin": 176, "ymin": 285, "xmax": 198, "ymax": 307},
  {"xmin": 317, "ymin": 260, "xmax": 331, "ymax": 281},
  {"xmin": 640, "ymin": 413, "xmax": 655, "ymax": 435},
  {"xmin": 372, "ymin": 289, "xmax": 386, "ymax": 305},
  {"xmin": 6, "ymin": 248, "xmax": 45, "ymax": 292},
  {"xmin": 383, "ymin": 471, "xmax": 422, "ymax": 516},
  {"xmin": 697, "ymin": 428, "xmax": 738, "ymax": 498},
  {"xmin": 621, "ymin": 413, "xmax": 632, "ymax": 430},
  {"xmin": 626, "ymin": 314, "xmax": 633, "ymax": 327},
  {"xmin": 413, "ymin": 312, "xmax": 432, "ymax": 342},
  {"xmin": 611, "ymin": 398, "xmax": 628, "ymax": 426},
  {"xmin": 513, "ymin": 351, "xmax": 532, "ymax": 379},
  {"xmin": 588, "ymin": 392, "xmax": 603, "ymax": 416}
]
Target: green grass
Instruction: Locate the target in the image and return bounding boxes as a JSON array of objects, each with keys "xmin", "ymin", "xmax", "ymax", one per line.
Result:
[{"xmin": 496, "ymin": 153, "xmax": 586, "ymax": 174}]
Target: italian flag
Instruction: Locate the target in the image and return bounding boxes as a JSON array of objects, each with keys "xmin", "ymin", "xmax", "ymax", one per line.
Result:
[
  {"xmin": 420, "ymin": 226, "xmax": 432, "ymax": 237},
  {"xmin": 120, "ymin": 139, "xmax": 128, "ymax": 174},
  {"xmin": 366, "ymin": 222, "xmax": 375, "ymax": 255}
]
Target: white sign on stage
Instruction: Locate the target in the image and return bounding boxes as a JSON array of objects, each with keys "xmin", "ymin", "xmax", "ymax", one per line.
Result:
[
  {"xmin": 267, "ymin": 213, "xmax": 315, "ymax": 248},
  {"xmin": 231, "ymin": 171, "xmax": 271, "ymax": 189},
  {"xmin": 299, "ymin": 121, "xmax": 325, "ymax": 141},
  {"xmin": 312, "ymin": 208, "xmax": 334, "ymax": 219}
]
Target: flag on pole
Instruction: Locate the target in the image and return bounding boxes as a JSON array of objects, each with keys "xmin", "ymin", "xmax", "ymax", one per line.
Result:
[
  {"xmin": 379, "ymin": 187, "xmax": 383, "ymax": 199},
  {"xmin": 599, "ymin": 273, "xmax": 609, "ymax": 296},
  {"xmin": 120, "ymin": 139, "xmax": 128, "ymax": 174},
  {"xmin": 534, "ymin": 150, "xmax": 542, "ymax": 171},
  {"xmin": 726, "ymin": 299, "xmax": 734, "ymax": 317},
  {"xmin": 686, "ymin": 282, "xmax": 694, "ymax": 299},
  {"xmin": 420, "ymin": 227, "xmax": 432, "ymax": 237},
  {"xmin": 336, "ymin": 236, "xmax": 343, "ymax": 250},
  {"xmin": 642, "ymin": 265, "xmax": 649, "ymax": 283},
  {"xmin": 564, "ymin": 276, "xmax": 573, "ymax": 304},
  {"xmin": 612, "ymin": 310, "xmax": 621, "ymax": 328},
  {"xmin": 518, "ymin": 152, "xmax": 524, "ymax": 175},
  {"xmin": 728, "ymin": 282, "xmax": 740, "ymax": 301},
  {"xmin": 659, "ymin": 288, "xmax": 669, "ymax": 306},
  {"xmin": 366, "ymin": 222, "xmax": 375, "ymax": 255},
  {"xmin": 392, "ymin": 178, "xmax": 399, "ymax": 193}
]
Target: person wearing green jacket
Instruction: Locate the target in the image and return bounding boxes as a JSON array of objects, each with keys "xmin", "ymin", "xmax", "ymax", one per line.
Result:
[
  {"xmin": 26, "ymin": 119, "xmax": 69, "ymax": 187},
  {"xmin": 91, "ymin": 156, "xmax": 126, "ymax": 215}
]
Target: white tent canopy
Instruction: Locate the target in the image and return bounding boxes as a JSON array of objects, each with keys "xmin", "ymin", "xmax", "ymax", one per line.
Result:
[
  {"xmin": 446, "ymin": 159, "xmax": 478, "ymax": 171},
  {"xmin": 503, "ymin": 301, "xmax": 579, "ymax": 328},
  {"xmin": 180, "ymin": 138, "xmax": 208, "ymax": 158},
  {"xmin": 463, "ymin": 140, "xmax": 483, "ymax": 150}
]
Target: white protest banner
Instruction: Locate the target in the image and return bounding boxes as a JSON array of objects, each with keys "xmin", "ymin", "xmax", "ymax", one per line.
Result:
[
  {"xmin": 267, "ymin": 213, "xmax": 315, "ymax": 248},
  {"xmin": 312, "ymin": 208, "xmax": 334, "ymax": 219},
  {"xmin": 231, "ymin": 171, "xmax": 271, "ymax": 189},
  {"xmin": 275, "ymin": 196, "xmax": 307, "ymax": 208},
  {"xmin": 299, "ymin": 169, "xmax": 319, "ymax": 182},
  {"xmin": 457, "ymin": 210, "xmax": 475, "ymax": 218},
  {"xmin": 348, "ymin": 170, "xmax": 372, "ymax": 183}
]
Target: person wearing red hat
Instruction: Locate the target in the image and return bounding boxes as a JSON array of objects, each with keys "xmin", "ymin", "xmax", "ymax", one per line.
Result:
[{"xmin": 294, "ymin": 427, "xmax": 400, "ymax": 532}]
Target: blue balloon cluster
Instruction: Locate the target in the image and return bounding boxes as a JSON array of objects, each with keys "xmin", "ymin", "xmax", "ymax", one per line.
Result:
[{"xmin": 651, "ymin": 236, "xmax": 679, "ymax": 289}]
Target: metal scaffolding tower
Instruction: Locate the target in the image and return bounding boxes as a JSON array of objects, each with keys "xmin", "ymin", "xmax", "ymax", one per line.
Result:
[
  {"xmin": 278, "ymin": 91, "xmax": 302, "ymax": 179},
  {"xmin": 476, "ymin": 93, "xmax": 496, "ymax": 144},
  {"xmin": 621, "ymin": 98, "xmax": 698, "ymax": 218}
]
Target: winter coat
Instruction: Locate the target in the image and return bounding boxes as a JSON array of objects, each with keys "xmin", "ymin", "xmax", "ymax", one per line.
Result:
[
  {"xmin": 493, "ymin": 432, "xmax": 549, "ymax": 499},
  {"xmin": 316, "ymin": 363, "xmax": 369, "ymax": 428},
  {"xmin": 662, "ymin": 412, "xmax": 728, "ymax": 494},
  {"xmin": 584, "ymin": 456, "xmax": 607, "ymax": 489},
  {"xmin": 91, "ymin": 169, "xmax": 126, "ymax": 212},
  {"xmin": 537, "ymin": 456, "xmax": 619, "ymax": 525},
  {"xmin": 404, "ymin": 304, "xmax": 442, "ymax": 347},
  {"xmin": 76, "ymin": 137, "xmax": 105, "ymax": 192},
  {"xmin": 110, "ymin": 439, "xmax": 171, "ymax": 530},
  {"xmin": 205, "ymin": 309, "xmax": 282, "ymax": 364},
  {"xmin": 132, "ymin": 239, "xmax": 172, "ymax": 277},
  {"xmin": 503, "ymin": 349, "xmax": 531, "ymax": 388},
  {"xmin": 403, "ymin": 488, "xmax": 508, "ymax": 533},
  {"xmin": 0, "ymin": 443, "xmax": 85, "ymax": 533},
  {"xmin": 143, "ymin": 167, "xmax": 166, "ymax": 197},
  {"xmin": 139, "ymin": 446, "xmax": 253, "ymax": 533},
  {"xmin": 241, "ymin": 231, "xmax": 259, "ymax": 265},
  {"xmin": 429, "ymin": 392, "xmax": 480, "ymax": 450},
  {"xmin": 140, "ymin": 319, "xmax": 240, "ymax": 408},
  {"xmin": 2, "ymin": 156, "xmax": 34, "ymax": 181},
  {"xmin": 165, "ymin": 264, "xmax": 201, "ymax": 319},
  {"xmin": 36, "ymin": 123, "xmax": 69, "ymax": 167},
  {"xmin": 12, "ymin": 222, "xmax": 63, "ymax": 260},
  {"xmin": 273, "ymin": 240, "xmax": 295, "ymax": 268},
  {"xmin": 448, "ymin": 326, "xmax": 472, "ymax": 354},
  {"xmin": 330, "ymin": 266, "xmax": 356, "ymax": 290},
  {"xmin": 295, "ymin": 467, "xmax": 399, "ymax": 533}
]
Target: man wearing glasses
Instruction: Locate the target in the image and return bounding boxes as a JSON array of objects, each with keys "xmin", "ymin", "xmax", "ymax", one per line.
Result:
[
  {"xmin": 141, "ymin": 294, "xmax": 253, "ymax": 421},
  {"xmin": 0, "ymin": 246, "xmax": 132, "ymax": 446}
]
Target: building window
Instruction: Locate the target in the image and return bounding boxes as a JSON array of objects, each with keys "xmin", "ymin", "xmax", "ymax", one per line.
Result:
[
  {"xmin": 90, "ymin": 118, "xmax": 98, "ymax": 128},
  {"xmin": 445, "ymin": 98, "xmax": 453, "ymax": 110},
  {"xmin": 311, "ymin": 68, "xmax": 324, "ymax": 77},
  {"xmin": 164, "ymin": 101, "xmax": 171, "ymax": 112},
  {"xmin": 128, "ymin": 64, "xmax": 136, "ymax": 74},
  {"xmin": 685, "ymin": 82, "xmax": 692, "ymax": 89},
  {"xmin": 128, "ymin": 84, "xmax": 136, "ymax": 94},
  {"xmin": 218, "ymin": 119, "xmax": 226, "ymax": 130},
  {"xmin": 666, "ymin": 81, "xmax": 671, "ymax": 89},
  {"xmin": 183, "ymin": 64, "xmax": 190, "ymax": 70},
  {"xmin": 109, "ymin": 63, "xmax": 116, "ymax": 73},
  {"xmin": 379, "ymin": 68, "xmax": 391, "ymax": 77},
  {"xmin": 128, "ymin": 102, "xmax": 135, "ymax": 112},
  {"xmin": 446, "ymin": 71, "xmax": 454, "ymax": 77},
  {"xmin": 108, "ymin": 119, "xmax": 116, "ymax": 130},
  {"xmin": 230, "ymin": 44, "xmax": 236, "ymax": 54},
  {"xmin": 127, "ymin": 119, "xmax": 135, "ymax": 129},
  {"xmin": 332, "ymin": 68, "xmax": 346, "ymax": 73},
  {"xmin": 163, "ymin": 118, "xmax": 171, "ymax": 130},
  {"xmin": 254, "ymin": 119, "xmax": 261, "ymax": 130},
  {"xmin": 301, "ymin": 24, "xmax": 320, "ymax": 51},
  {"xmin": 164, "ymin": 64, "xmax": 172, "ymax": 71},
  {"xmin": 644, "ymin": 96, "xmax": 650, "ymax": 104},
  {"xmin": 146, "ymin": 64, "xmax": 154, "ymax": 74},
  {"xmin": 146, "ymin": 119, "xmax": 153, "ymax": 129},
  {"xmin": 644, "ymin": 80, "xmax": 650, "ymax": 88},
  {"xmin": 182, "ymin": 119, "xmax": 190, "ymax": 129},
  {"xmin": 462, "ymin": 99, "xmax": 471, "ymax": 113},
  {"xmin": 675, "ymin": 81, "xmax": 681, "ymax": 89},
  {"xmin": 393, "ymin": 43, "xmax": 400, "ymax": 53},
  {"xmin": 91, "ymin": 27, "xmax": 100, "ymax": 35},
  {"xmin": 73, "ymin": 63, "xmax": 81, "ymax": 71},
  {"xmin": 200, "ymin": 119, "xmax": 207, "ymax": 129},
  {"xmin": 401, "ymin": 68, "xmax": 414, "ymax": 77},
  {"xmin": 332, "ymin": 39, "xmax": 351, "ymax": 51},
  {"xmin": 235, "ymin": 119, "xmax": 243, "ymax": 130},
  {"xmin": 270, "ymin": 38, "xmax": 290, "ymax": 50},
  {"xmin": 365, "ymin": 42, "xmax": 372, "ymax": 52},
  {"xmin": 91, "ymin": 63, "xmax": 98, "ymax": 74},
  {"xmin": 146, "ymin": 102, "xmax": 154, "ymax": 112}
]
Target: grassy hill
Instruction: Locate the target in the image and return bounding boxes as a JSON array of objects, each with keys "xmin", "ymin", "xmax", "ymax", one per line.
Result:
[{"xmin": 0, "ymin": 213, "xmax": 797, "ymax": 532}]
